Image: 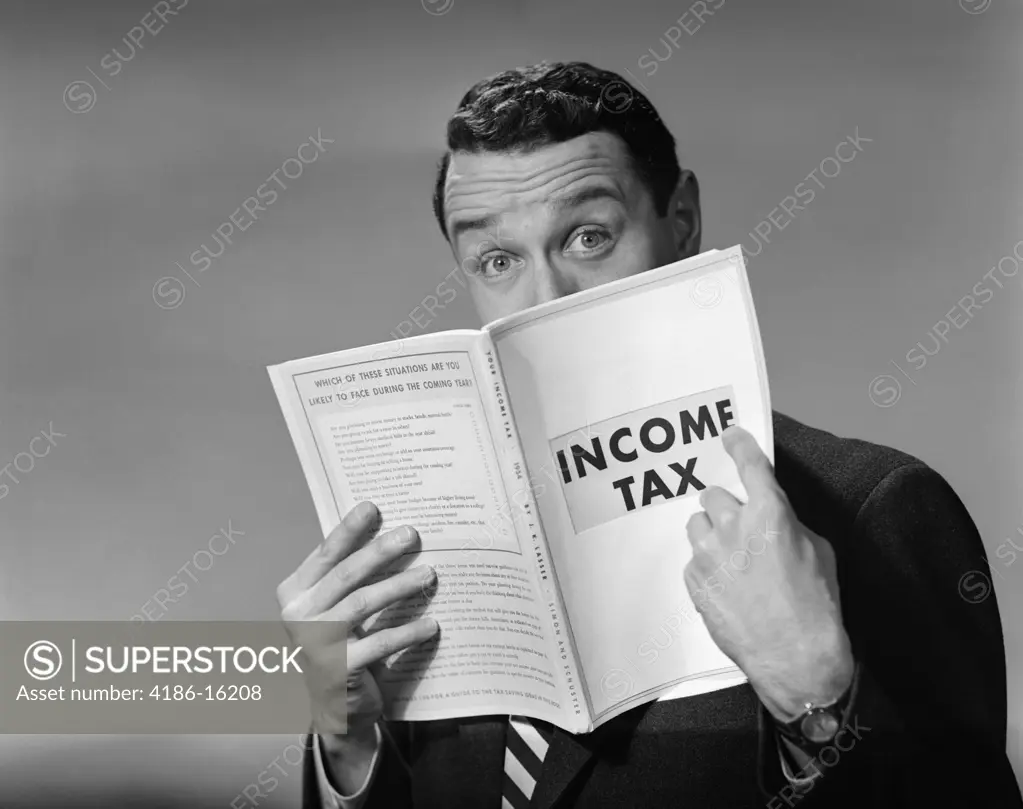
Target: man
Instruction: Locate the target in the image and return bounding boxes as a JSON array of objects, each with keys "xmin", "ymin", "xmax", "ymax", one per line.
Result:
[{"xmin": 277, "ymin": 62, "xmax": 1022, "ymax": 807}]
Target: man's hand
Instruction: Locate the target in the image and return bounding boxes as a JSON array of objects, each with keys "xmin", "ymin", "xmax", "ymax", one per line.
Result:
[
  {"xmin": 684, "ymin": 426, "xmax": 855, "ymax": 721},
  {"xmin": 277, "ymin": 501, "xmax": 438, "ymax": 793}
]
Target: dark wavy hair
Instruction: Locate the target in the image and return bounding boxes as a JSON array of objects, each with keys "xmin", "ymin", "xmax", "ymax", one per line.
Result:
[{"xmin": 432, "ymin": 61, "xmax": 681, "ymax": 240}]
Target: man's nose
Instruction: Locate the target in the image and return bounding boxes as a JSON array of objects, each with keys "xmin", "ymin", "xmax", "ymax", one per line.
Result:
[{"xmin": 532, "ymin": 263, "xmax": 578, "ymax": 305}]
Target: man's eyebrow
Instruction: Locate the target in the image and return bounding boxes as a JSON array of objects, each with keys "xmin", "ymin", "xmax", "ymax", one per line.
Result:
[
  {"xmin": 547, "ymin": 186, "xmax": 624, "ymax": 212},
  {"xmin": 450, "ymin": 215, "xmax": 499, "ymax": 241},
  {"xmin": 448, "ymin": 186, "xmax": 622, "ymax": 240}
]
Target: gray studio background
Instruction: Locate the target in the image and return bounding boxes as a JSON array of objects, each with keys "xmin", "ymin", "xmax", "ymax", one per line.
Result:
[{"xmin": 1, "ymin": 0, "xmax": 1020, "ymax": 804}]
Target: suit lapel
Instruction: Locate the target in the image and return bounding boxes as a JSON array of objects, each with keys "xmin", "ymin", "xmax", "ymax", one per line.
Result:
[
  {"xmin": 531, "ymin": 726, "xmax": 595, "ymax": 809},
  {"xmin": 532, "ymin": 707, "xmax": 642, "ymax": 809},
  {"xmin": 531, "ymin": 684, "xmax": 761, "ymax": 808},
  {"xmin": 415, "ymin": 717, "xmax": 506, "ymax": 807}
]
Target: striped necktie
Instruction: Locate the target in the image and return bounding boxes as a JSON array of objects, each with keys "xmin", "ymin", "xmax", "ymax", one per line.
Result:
[{"xmin": 503, "ymin": 715, "xmax": 554, "ymax": 809}]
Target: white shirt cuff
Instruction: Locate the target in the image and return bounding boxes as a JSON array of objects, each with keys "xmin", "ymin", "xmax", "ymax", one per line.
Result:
[{"xmin": 313, "ymin": 724, "xmax": 384, "ymax": 809}]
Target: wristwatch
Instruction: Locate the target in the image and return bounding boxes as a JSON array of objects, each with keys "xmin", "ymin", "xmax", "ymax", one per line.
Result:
[{"xmin": 774, "ymin": 667, "xmax": 856, "ymax": 751}]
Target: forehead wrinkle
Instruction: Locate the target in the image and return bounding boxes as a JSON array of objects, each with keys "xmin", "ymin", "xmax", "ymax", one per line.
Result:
[
  {"xmin": 445, "ymin": 156, "xmax": 624, "ymax": 224},
  {"xmin": 457, "ymin": 150, "xmax": 616, "ymax": 183}
]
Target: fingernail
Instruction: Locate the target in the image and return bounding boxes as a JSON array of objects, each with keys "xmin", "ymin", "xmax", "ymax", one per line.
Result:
[
  {"xmin": 420, "ymin": 566, "xmax": 436, "ymax": 583},
  {"xmin": 346, "ymin": 502, "xmax": 376, "ymax": 528},
  {"xmin": 399, "ymin": 526, "xmax": 419, "ymax": 547}
]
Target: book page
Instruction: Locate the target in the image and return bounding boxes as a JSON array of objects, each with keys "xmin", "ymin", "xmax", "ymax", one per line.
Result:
[
  {"xmin": 486, "ymin": 247, "xmax": 771, "ymax": 725},
  {"xmin": 267, "ymin": 332, "xmax": 568, "ymax": 725}
]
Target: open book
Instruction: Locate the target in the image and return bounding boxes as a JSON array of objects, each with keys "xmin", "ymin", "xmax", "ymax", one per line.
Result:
[{"xmin": 268, "ymin": 246, "xmax": 772, "ymax": 733}]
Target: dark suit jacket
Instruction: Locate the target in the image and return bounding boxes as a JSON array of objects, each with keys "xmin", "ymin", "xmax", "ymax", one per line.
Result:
[{"xmin": 304, "ymin": 411, "xmax": 1023, "ymax": 808}]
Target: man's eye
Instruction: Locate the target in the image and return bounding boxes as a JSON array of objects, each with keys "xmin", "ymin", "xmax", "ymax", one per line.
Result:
[
  {"xmin": 476, "ymin": 253, "xmax": 521, "ymax": 278},
  {"xmin": 565, "ymin": 228, "xmax": 612, "ymax": 254}
]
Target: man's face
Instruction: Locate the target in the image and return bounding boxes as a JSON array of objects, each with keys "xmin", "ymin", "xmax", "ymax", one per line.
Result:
[{"xmin": 442, "ymin": 131, "xmax": 701, "ymax": 323}]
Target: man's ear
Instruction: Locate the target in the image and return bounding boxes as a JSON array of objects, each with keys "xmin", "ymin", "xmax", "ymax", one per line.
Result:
[{"xmin": 670, "ymin": 169, "xmax": 701, "ymax": 258}]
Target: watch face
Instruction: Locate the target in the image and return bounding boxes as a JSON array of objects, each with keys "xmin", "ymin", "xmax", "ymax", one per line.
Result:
[{"xmin": 800, "ymin": 709, "xmax": 841, "ymax": 744}]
